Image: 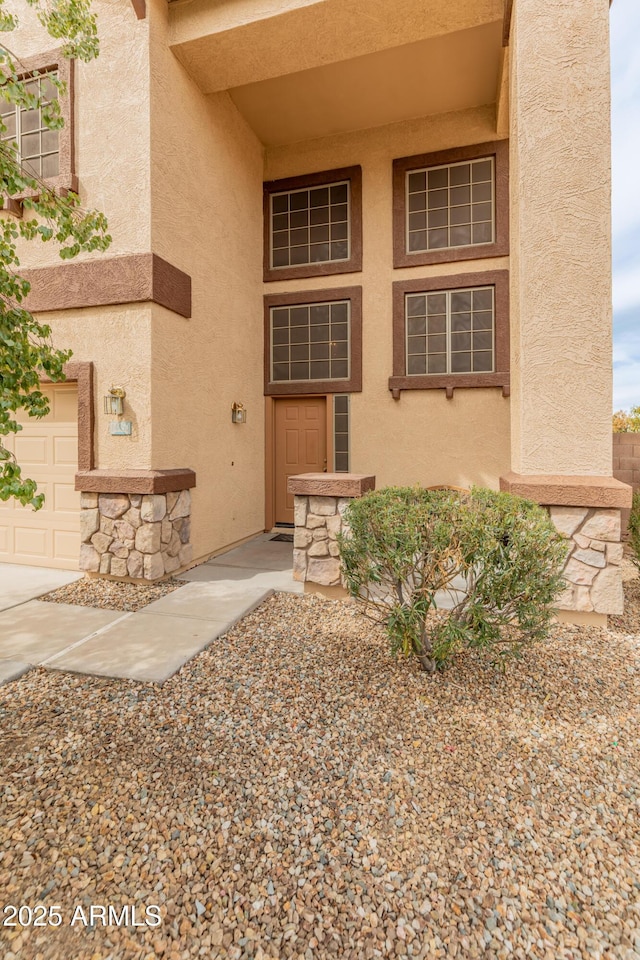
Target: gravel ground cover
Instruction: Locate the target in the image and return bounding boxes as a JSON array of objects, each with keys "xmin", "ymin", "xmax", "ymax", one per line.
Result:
[
  {"xmin": 1, "ymin": 589, "xmax": 639, "ymax": 960},
  {"xmin": 39, "ymin": 576, "xmax": 184, "ymax": 612}
]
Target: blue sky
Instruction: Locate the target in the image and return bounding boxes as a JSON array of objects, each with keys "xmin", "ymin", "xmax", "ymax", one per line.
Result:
[{"xmin": 611, "ymin": 0, "xmax": 640, "ymax": 411}]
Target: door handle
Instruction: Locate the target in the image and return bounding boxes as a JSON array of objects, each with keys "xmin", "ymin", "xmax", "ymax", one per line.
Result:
[{"xmin": 323, "ymin": 458, "xmax": 327, "ymax": 473}]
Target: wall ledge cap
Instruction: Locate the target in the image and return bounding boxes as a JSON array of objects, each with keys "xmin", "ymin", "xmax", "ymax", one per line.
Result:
[
  {"xmin": 76, "ymin": 468, "xmax": 196, "ymax": 495},
  {"xmin": 288, "ymin": 473, "xmax": 375, "ymax": 498},
  {"xmin": 499, "ymin": 473, "xmax": 632, "ymax": 508}
]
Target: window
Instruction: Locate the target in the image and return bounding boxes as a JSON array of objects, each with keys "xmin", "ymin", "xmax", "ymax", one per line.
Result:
[
  {"xmin": 333, "ymin": 395, "xmax": 350, "ymax": 472},
  {"xmin": 263, "ymin": 166, "xmax": 362, "ymax": 282},
  {"xmin": 0, "ymin": 72, "xmax": 60, "ymax": 178},
  {"xmin": 393, "ymin": 141, "xmax": 508, "ymax": 268},
  {"xmin": 406, "ymin": 287, "xmax": 494, "ymax": 376},
  {"xmin": 264, "ymin": 287, "xmax": 362, "ymax": 395},
  {"xmin": 389, "ymin": 271, "xmax": 510, "ymax": 398},
  {"xmin": 0, "ymin": 50, "xmax": 75, "ymax": 198}
]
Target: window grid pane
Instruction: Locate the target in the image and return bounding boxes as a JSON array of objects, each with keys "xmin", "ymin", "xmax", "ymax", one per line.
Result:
[
  {"xmin": 405, "ymin": 287, "xmax": 495, "ymax": 376},
  {"xmin": 406, "ymin": 157, "xmax": 494, "ymax": 254},
  {"xmin": 270, "ymin": 301, "xmax": 351, "ymax": 383},
  {"xmin": 333, "ymin": 394, "xmax": 350, "ymax": 472},
  {"xmin": 0, "ymin": 72, "xmax": 59, "ymax": 178},
  {"xmin": 270, "ymin": 181, "xmax": 351, "ymax": 269}
]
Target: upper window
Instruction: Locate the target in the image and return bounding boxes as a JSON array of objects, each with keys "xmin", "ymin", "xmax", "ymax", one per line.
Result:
[
  {"xmin": 263, "ymin": 166, "xmax": 362, "ymax": 282},
  {"xmin": 264, "ymin": 287, "xmax": 362, "ymax": 395},
  {"xmin": 389, "ymin": 270, "xmax": 510, "ymax": 398},
  {"xmin": 0, "ymin": 71, "xmax": 60, "ymax": 179},
  {"xmin": 0, "ymin": 50, "xmax": 75, "ymax": 199},
  {"xmin": 393, "ymin": 141, "xmax": 508, "ymax": 269}
]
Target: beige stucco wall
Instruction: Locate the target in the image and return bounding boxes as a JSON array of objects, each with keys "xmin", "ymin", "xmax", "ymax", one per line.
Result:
[
  {"xmin": 37, "ymin": 303, "xmax": 153, "ymax": 471},
  {"xmin": 6, "ymin": 0, "xmax": 151, "ymax": 267},
  {"xmin": 148, "ymin": 0, "xmax": 265, "ymax": 562},
  {"xmin": 265, "ymin": 106, "xmax": 511, "ymax": 490},
  {"xmin": 508, "ymin": 0, "xmax": 613, "ymax": 477},
  {"xmin": 170, "ymin": 0, "xmax": 503, "ymax": 93}
]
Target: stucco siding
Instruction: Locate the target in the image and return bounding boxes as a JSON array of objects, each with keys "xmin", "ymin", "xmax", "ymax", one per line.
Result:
[
  {"xmin": 265, "ymin": 106, "xmax": 511, "ymax": 491},
  {"xmin": 148, "ymin": 0, "xmax": 265, "ymax": 562},
  {"xmin": 508, "ymin": 0, "xmax": 613, "ymax": 477}
]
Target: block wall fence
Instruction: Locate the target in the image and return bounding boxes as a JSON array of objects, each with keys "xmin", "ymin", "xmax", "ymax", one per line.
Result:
[{"xmin": 612, "ymin": 433, "xmax": 640, "ymax": 534}]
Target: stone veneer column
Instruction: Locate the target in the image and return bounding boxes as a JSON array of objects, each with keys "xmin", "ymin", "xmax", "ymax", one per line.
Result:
[
  {"xmin": 287, "ymin": 473, "xmax": 375, "ymax": 598},
  {"xmin": 76, "ymin": 468, "xmax": 196, "ymax": 581},
  {"xmin": 79, "ymin": 491, "xmax": 193, "ymax": 581},
  {"xmin": 500, "ymin": 474, "xmax": 631, "ymax": 624}
]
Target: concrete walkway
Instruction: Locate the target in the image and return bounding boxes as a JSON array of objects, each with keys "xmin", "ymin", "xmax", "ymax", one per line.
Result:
[{"xmin": 0, "ymin": 534, "xmax": 301, "ymax": 685}]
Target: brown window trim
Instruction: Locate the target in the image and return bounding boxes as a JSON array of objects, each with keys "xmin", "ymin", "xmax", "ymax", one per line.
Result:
[
  {"xmin": 264, "ymin": 286, "xmax": 362, "ymax": 396},
  {"xmin": 3, "ymin": 49, "xmax": 76, "ymax": 212},
  {"xmin": 389, "ymin": 270, "xmax": 510, "ymax": 399},
  {"xmin": 263, "ymin": 166, "xmax": 362, "ymax": 282},
  {"xmin": 393, "ymin": 140, "xmax": 509, "ymax": 269}
]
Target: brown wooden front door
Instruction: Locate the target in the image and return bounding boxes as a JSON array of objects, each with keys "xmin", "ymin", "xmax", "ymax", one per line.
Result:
[{"xmin": 274, "ymin": 397, "xmax": 327, "ymax": 524}]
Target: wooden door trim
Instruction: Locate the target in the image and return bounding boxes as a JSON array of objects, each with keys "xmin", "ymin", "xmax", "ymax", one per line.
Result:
[{"xmin": 265, "ymin": 394, "xmax": 331, "ymax": 530}]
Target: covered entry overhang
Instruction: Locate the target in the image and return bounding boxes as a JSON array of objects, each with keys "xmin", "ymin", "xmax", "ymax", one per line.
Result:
[{"xmin": 168, "ymin": 0, "xmax": 508, "ymax": 144}]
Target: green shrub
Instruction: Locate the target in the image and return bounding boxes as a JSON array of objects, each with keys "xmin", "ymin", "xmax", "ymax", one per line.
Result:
[
  {"xmin": 628, "ymin": 490, "xmax": 640, "ymax": 572},
  {"xmin": 338, "ymin": 486, "xmax": 567, "ymax": 673}
]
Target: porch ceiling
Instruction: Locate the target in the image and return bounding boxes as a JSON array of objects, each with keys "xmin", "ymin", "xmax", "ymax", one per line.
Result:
[
  {"xmin": 169, "ymin": 0, "xmax": 504, "ymax": 93},
  {"xmin": 227, "ymin": 22, "xmax": 503, "ymax": 146}
]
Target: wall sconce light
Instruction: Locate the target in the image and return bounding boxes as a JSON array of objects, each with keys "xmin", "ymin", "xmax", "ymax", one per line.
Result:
[
  {"xmin": 231, "ymin": 402, "xmax": 246, "ymax": 424},
  {"xmin": 104, "ymin": 386, "xmax": 126, "ymax": 416}
]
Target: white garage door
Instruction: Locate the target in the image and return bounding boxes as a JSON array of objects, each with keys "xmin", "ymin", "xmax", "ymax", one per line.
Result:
[{"xmin": 0, "ymin": 383, "xmax": 80, "ymax": 569}]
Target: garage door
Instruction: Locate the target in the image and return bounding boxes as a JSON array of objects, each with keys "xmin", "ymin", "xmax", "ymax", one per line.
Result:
[{"xmin": 0, "ymin": 383, "xmax": 80, "ymax": 570}]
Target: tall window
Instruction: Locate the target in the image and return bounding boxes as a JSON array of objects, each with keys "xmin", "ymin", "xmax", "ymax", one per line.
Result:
[
  {"xmin": 405, "ymin": 286, "xmax": 494, "ymax": 375},
  {"xmin": 406, "ymin": 157, "xmax": 494, "ymax": 254},
  {"xmin": 263, "ymin": 166, "xmax": 362, "ymax": 282},
  {"xmin": 270, "ymin": 300, "xmax": 350, "ymax": 383},
  {"xmin": 393, "ymin": 142, "xmax": 509, "ymax": 269},
  {"xmin": 264, "ymin": 287, "xmax": 362, "ymax": 395},
  {"xmin": 0, "ymin": 72, "xmax": 59, "ymax": 179},
  {"xmin": 389, "ymin": 271, "xmax": 509, "ymax": 398},
  {"xmin": 270, "ymin": 181, "xmax": 350, "ymax": 270}
]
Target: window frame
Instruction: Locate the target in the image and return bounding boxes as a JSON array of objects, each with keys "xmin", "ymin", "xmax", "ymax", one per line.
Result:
[
  {"xmin": 263, "ymin": 166, "xmax": 362, "ymax": 282},
  {"xmin": 264, "ymin": 286, "xmax": 362, "ymax": 396},
  {"xmin": 392, "ymin": 141, "xmax": 509, "ymax": 269},
  {"xmin": 389, "ymin": 270, "xmax": 510, "ymax": 398},
  {"xmin": 1, "ymin": 49, "xmax": 76, "ymax": 200}
]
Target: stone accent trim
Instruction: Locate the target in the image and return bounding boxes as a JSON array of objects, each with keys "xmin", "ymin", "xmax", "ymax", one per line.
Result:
[
  {"xmin": 500, "ymin": 473, "xmax": 632, "ymax": 509},
  {"xmin": 22, "ymin": 253, "xmax": 192, "ymax": 318},
  {"xmin": 79, "ymin": 490, "xmax": 192, "ymax": 581},
  {"xmin": 550, "ymin": 507, "xmax": 624, "ymax": 615},
  {"xmin": 287, "ymin": 472, "xmax": 375, "ymax": 498},
  {"xmin": 290, "ymin": 473, "xmax": 375, "ymax": 591},
  {"xmin": 76, "ymin": 468, "xmax": 196, "ymax": 495}
]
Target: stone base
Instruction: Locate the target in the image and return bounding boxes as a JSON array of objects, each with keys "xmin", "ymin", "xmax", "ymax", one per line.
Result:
[
  {"xmin": 554, "ymin": 610, "xmax": 607, "ymax": 628},
  {"xmin": 549, "ymin": 506, "xmax": 624, "ymax": 615},
  {"xmin": 304, "ymin": 582, "xmax": 349, "ymax": 600},
  {"xmin": 79, "ymin": 490, "xmax": 192, "ymax": 581}
]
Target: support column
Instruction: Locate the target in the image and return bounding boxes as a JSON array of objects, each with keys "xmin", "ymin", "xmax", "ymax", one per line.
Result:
[
  {"xmin": 504, "ymin": 0, "xmax": 632, "ymax": 619},
  {"xmin": 288, "ymin": 473, "xmax": 375, "ymax": 599}
]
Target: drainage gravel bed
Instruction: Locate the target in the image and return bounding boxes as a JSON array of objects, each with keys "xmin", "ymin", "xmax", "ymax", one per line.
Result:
[
  {"xmin": 0, "ymin": 586, "xmax": 638, "ymax": 960},
  {"xmin": 39, "ymin": 576, "xmax": 185, "ymax": 612}
]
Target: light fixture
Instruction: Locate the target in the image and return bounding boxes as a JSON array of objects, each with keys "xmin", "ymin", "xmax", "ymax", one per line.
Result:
[
  {"xmin": 104, "ymin": 386, "xmax": 126, "ymax": 416},
  {"xmin": 231, "ymin": 401, "xmax": 246, "ymax": 424}
]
